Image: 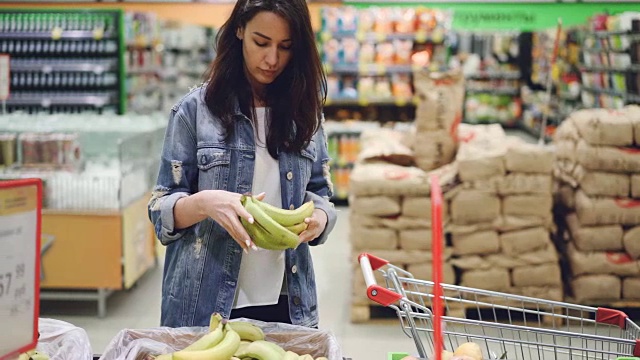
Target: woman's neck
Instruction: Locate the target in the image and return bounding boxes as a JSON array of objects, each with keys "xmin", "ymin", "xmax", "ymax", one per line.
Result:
[{"xmin": 245, "ymin": 68, "xmax": 266, "ymax": 107}]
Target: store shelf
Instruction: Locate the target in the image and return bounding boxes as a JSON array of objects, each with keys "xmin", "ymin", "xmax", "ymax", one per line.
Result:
[
  {"xmin": 557, "ymin": 92, "xmax": 581, "ymax": 101},
  {"xmin": 325, "ymin": 97, "xmax": 417, "ymax": 106},
  {"xmin": 466, "ymin": 87, "xmax": 520, "ymax": 96},
  {"xmin": 582, "ymin": 47, "xmax": 629, "ymax": 54},
  {"xmin": 581, "ymin": 86, "xmax": 640, "ymax": 101},
  {"xmin": 466, "ymin": 71, "xmax": 521, "ymax": 80},
  {"xmin": 320, "ymin": 30, "xmax": 445, "ymax": 44},
  {"xmin": 0, "ymin": 30, "xmax": 116, "ymax": 40},
  {"xmin": 580, "ymin": 64, "xmax": 640, "ymax": 73},
  {"xmin": 326, "ymin": 63, "xmax": 415, "ymax": 75},
  {"xmin": 11, "ymin": 60, "xmax": 118, "ymax": 74},
  {"xmin": 592, "ymin": 29, "xmax": 640, "ymax": 37},
  {"xmin": 6, "ymin": 93, "xmax": 116, "ymax": 107}
]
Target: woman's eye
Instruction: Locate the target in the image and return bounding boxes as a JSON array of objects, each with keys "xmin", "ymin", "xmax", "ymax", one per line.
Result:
[
  {"xmin": 255, "ymin": 41, "xmax": 267, "ymax": 47},
  {"xmin": 280, "ymin": 45, "xmax": 292, "ymax": 51}
]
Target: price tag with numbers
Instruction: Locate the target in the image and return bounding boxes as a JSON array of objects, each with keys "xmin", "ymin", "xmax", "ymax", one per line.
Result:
[{"xmin": 0, "ymin": 179, "xmax": 42, "ymax": 360}]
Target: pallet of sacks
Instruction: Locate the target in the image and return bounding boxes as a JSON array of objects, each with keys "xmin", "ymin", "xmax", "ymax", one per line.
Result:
[
  {"xmin": 348, "ymin": 126, "xmax": 458, "ymax": 322},
  {"xmin": 447, "ymin": 123, "xmax": 563, "ymax": 302},
  {"xmin": 554, "ymin": 106, "xmax": 640, "ymax": 303}
]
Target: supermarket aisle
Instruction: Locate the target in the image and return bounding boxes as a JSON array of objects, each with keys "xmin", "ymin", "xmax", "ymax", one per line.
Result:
[{"xmin": 40, "ymin": 206, "xmax": 417, "ymax": 358}]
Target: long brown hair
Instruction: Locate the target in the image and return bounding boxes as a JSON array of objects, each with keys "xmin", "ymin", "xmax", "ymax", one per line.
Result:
[{"xmin": 204, "ymin": 0, "xmax": 326, "ymax": 158}]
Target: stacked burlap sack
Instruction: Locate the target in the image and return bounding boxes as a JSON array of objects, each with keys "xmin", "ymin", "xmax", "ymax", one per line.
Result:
[
  {"xmin": 554, "ymin": 106, "xmax": 640, "ymax": 303},
  {"xmin": 448, "ymin": 123, "xmax": 562, "ymax": 301},
  {"xmin": 348, "ymin": 127, "xmax": 458, "ymax": 315}
]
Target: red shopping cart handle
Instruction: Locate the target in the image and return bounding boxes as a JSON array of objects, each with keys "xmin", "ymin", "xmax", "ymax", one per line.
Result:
[
  {"xmin": 366, "ymin": 284, "xmax": 403, "ymax": 307},
  {"xmin": 358, "ymin": 253, "xmax": 403, "ymax": 306},
  {"xmin": 596, "ymin": 308, "xmax": 628, "ymax": 329},
  {"xmin": 358, "ymin": 253, "xmax": 388, "ymax": 271}
]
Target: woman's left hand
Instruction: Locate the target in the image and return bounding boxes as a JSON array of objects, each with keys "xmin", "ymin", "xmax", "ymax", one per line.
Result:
[{"xmin": 298, "ymin": 208, "xmax": 328, "ymax": 244}]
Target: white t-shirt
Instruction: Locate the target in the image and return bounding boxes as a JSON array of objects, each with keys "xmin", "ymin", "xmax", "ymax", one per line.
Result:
[{"xmin": 234, "ymin": 107, "xmax": 286, "ymax": 309}]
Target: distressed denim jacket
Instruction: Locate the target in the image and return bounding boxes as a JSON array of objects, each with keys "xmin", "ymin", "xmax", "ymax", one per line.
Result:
[{"xmin": 148, "ymin": 86, "xmax": 337, "ymax": 328}]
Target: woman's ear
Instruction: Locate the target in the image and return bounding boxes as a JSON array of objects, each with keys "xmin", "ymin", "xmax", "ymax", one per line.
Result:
[{"xmin": 236, "ymin": 27, "xmax": 244, "ymax": 40}]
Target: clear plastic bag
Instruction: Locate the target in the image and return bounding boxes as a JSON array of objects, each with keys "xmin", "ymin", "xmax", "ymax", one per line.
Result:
[
  {"xmin": 98, "ymin": 318, "xmax": 343, "ymax": 360},
  {"xmin": 36, "ymin": 318, "xmax": 93, "ymax": 360}
]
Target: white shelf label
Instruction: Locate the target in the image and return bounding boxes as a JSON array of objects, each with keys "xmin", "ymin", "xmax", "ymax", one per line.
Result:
[
  {"xmin": 0, "ymin": 55, "xmax": 10, "ymax": 101},
  {"xmin": 0, "ymin": 179, "xmax": 41, "ymax": 360}
]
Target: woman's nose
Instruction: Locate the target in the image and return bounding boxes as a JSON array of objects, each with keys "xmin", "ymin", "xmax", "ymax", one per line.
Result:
[{"xmin": 265, "ymin": 47, "xmax": 278, "ymax": 67}]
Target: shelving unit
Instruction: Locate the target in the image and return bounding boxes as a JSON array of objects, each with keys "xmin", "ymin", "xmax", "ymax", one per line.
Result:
[{"xmin": 0, "ymin": 10, "xmax": 126, "ymax": 114}]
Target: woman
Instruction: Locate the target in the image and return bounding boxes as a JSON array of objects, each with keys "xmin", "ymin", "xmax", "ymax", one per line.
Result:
[{"xmin": 148, "ymin": 0, "xmax": 337, "ymax": 328}]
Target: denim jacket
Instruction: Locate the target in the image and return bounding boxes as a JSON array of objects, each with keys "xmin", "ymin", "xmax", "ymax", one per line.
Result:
[{"xmin": 148, "ymin": 86, "xmax": 337, "ymax": 328}]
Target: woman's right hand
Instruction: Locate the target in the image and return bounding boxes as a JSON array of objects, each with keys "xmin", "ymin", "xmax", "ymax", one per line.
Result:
[{"xmin": 195, "ymin": 190, "xmax": 264, "ymax": 253}]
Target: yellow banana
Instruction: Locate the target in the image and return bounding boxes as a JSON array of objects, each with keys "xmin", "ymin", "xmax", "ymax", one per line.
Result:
[
  {"xmin": 262, "ymin": 341, "xmax": 286, "ymax": 358},
  {"xmin": 228, "ymin": 321, "xmax": 265, "ymax": 341},
  {"xmin": 241, "ymin": 216, "xmax": 289, "ymax": 250},
  {"xmin": 208, "ymin": 312, "xmax": 223, "ymax": 332},
  {"xmin": 172, "ymin": 325, "xmax": 241, "ymax": 360},
  {"xmin": 283, "ymin": 350, "xmax": 300, "ymax": 360},
  {"xmin": 285, "ymin": 222, "xmax": 308, "ymax": 235},
  {"xmin": 298, "ymin": 355, "xmax": 314, "ymax": 360},
  {"xmin": 181, "ymin": 321, "xmax": 224, "ymax": 351},
  {"xmin": 25, "ymin": 352, "xmax": 49, "ymax": 360},
  {"xmin": 243, "ymin": 196, "xmax": 299, "ymax": 249},
  {"xmin": 234, "ymin": 340, "xmax": 283, "ymax": 360},
  {"xmin": 254, "ymin": 198, "xmax": 315, "ymax": 227},
  {"xmin": 234, "ymin": 341, "xmax": 251, "ymax": 357}
]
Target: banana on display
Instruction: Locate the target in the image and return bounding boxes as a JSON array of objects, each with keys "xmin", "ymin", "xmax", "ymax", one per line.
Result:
[
  {"xmin": 153, "ymin": 313, "xmax": 329, "ymax": 360},
  {"xmin": 18, "ymin": 350, "xmax": 49, "ymax": 360},
  {"xmin": 240, "ymin": 195, "xmax": 314, "ymax": 251}
]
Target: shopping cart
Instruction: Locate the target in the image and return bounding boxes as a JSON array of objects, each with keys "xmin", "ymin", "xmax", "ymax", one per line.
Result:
[{"xmin": 358, "ymin": 176, "xmax": 640, "ymax": 360}]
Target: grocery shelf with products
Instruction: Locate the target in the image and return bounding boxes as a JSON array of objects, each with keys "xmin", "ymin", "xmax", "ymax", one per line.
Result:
[
  {"xmin": 0, "ymin": 10, "xmax": 126, "ymax": 114},
  {"xmin": 318, "ymin": 5, "xmax": 454, "ymax": 121}
]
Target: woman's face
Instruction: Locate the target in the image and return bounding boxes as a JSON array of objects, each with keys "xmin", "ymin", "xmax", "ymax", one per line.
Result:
[{"xmin": 237, "ymin": 11, "xmax": 293, "ymax": 91}]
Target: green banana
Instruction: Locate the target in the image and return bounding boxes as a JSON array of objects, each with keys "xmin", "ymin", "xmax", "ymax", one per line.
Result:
[
  {"xmin": 241, "ymin": 216, "xmax": 289, "ymax": 251},
  {"xmin": 243, "ymin": 196, "xmax": 300, "ymax": 249},
  {"xmin": 234, "ymin": 341, "xmax": 252, "ymax": 357},
  {"xmin": 283, "ymin": 350, "xmax": 300, "ymax": 360},
  {"xmin": 181, "ymin": 321, "xmax": 224, "ymax": 351},
  {"xmin": 172, "ymin": 325, "xmax": 241, "ymax": 360},
  {"xmin": 228, "ymin": 321, "xmax": 265, "ymax": 341},
  {"xmin": 261, "ymin": 341, "xmax": 286, "ymax": 358},
  {"xmin": 235, "ymin": 340, "xmax": 284, "ymax": 360},
  {"xmin": 285, "ymin": 222, "xmax": 308, "ymax": 235},
  {"xmin": 254, "ymin": 198, "xmax": 315, "ymax": 227},
  {"xmin": 208, "ymin": 312, "xmax": 223, "ymax": 332}
]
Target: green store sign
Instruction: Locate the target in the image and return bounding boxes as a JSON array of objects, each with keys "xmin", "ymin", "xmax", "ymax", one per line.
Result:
[{"xmin": 344, "ymin": 2, "xmax": 640, "ymax": 31}]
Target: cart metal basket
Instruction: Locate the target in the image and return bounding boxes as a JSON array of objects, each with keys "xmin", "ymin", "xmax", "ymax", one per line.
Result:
[{"xmin": 358, "ymin": 176, "xmax": 640, "ymax": 360}]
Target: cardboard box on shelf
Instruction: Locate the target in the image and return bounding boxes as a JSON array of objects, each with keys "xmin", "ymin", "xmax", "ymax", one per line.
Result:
[
  {"xmin": 349, "ymin": 195, "xmax": 401, "ymax": 217},
  {"xmin": 571, "ymin": 274, "xmax": 621, "ymax": 302},
  {"xmin": 451, "ymin": 230, "xmax": 500, "ymax": 256},
  {"xmin": 575, "ymin": 190, "xmax": 640, "ymax": 226},
  {"xmin": 500, "ymin": 227, "xmax": 550, "ymax": 256},
  {"xmin": 512, "ymin": 264, "xmax": 562, "ymax": 287},
  {"xmin": 623, "ymin": 226, "xmax": 640, "ymax": 259},
  {"xmin": 566, "ymin": 213, "xmax": 624, "ymax": 251},
  {"xmin": 567, "ymin": 244, "xmax": 640, "ymax": 277}
]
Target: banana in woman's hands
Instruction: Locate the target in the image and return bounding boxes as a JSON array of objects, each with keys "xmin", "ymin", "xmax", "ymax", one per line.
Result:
[{"xmin": 240, "ymin": 195, "xmax": 314, "ymax": 250}]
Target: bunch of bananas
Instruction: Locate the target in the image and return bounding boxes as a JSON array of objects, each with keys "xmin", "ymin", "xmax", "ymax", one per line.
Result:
[
  {"xmin": 152, "ymin": 313, "xmax": 328, "ymax": 360},
  {"xmin": 18, "ymin": 350, "xmax": 49, "ymax": 360},
  {"xmin": 240, "ymin": 195, "xmax": 315, "ymax": 250}
]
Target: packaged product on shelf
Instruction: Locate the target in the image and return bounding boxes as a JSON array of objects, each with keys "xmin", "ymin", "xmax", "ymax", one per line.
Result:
[
  {"xmin": 341, "ymin": 38, "xmax": 360, "ymax": 64},
  {"xmin": 391, "ymin": 73, "xmax": 413, "ymax": 99},
  {"xmin": 579, "ymin": 171, "xmax": 630, "ymax": 198},
  {"xmin": 393, "ymin": 39, "xmax": 413, "ymax": 64},
  {"xmin": 512, "ymin": 264, "xmax": 562, "ymax": 287},
  {"xmin": 357, "ymin": 8, "xmax": 375, "ymax": 33},
  {"xmin": 460, "ymin": 268, "xmax": 511, "ymax": 292},
  {"xmin": 375, "ymin": 42, "xmax": 395, "ymax": 65},
  {"xmin": 357, "ymin": 128, "xmax": 413, "ymax": 166},
  {"xmin": 567, "ymin": 243, "xmax": 640, "ymax": 276},
  {"xmin": 372, "ymin": 7, "xmax": 394, "ymax": 34},
  {"xmin": 374, "ymin": 76, "xmax": 393, "ymax": 98},
  {"xmin": 575, "ymin": 139, "xmax": 640, "ymax": 173},
  {"xmin": 322, "ymin": 38, "xmax": 341, "ymax": 65},
  {"xmin": 340, "ymin": 6, "xmax": 358, "ymax": 32},
  {"xmin": 455, "ymin": 124, "xmax": 507, "ymax": 182},
  {"xmin": 502, "ymin": 194, "xmax": 553, "ymax": 219},
  {"xmin": 349, "ymin": 195, "xmax": 401, "ymax": 217},
  {"xmin": 570, "ymin": 108, "xmax": 634, "ymax": 147},
  {"xmin": 327, "ymin": 75, "xmax": 341, "ymax": 99},
  {"xmin": 505, "ymin": 138, "xmax": 554, "ymax": 174},
  {"xmin": 356, "ymin": 76, "xmax": 375, "ymax": 99},
  {"xmin": 0, "ymin": 133, "xmax": 16, "ymax": 167},
  {"xmin": 406, "ymin": 262, "xmax": 456, "ymax": 285},
  {"xmin": 566, "ymin": 213, "xmax": 624, "ymax": 251},
  {"xmin": 576, "ymin": 190, "xmax": 640, "ymax": 226},
  {"xmin": 358, "ymin": 42, "xmax": 375, "ymax": 64},
  {"xmin": 414, "ymin": 69, "xmax": 465, "ymax": 132},
  {"xmin": 393, "ymin": 8, "xmax": 416, "ymax": 34},
  {"xmin": 499, "ymin": 227, "xmax": 550, "ymax": 256},
  {"xmin": 572, "ymin": 274, "xmax": 621, "ymax": 302},
  {"xmin": 451, "ymin": 230, "xmax": 500, "ymax": 256},
  {"xmin": 623, "ymin": 277, "xmax": 640, "ymax": 299},
  {"xmin": 321, "ymin": 7, "xmax": 340, "ymax": 33},
  {"xmin": 340, "ymin": 76, "xmax": 358, "ymax": 99},
  {"xmin": 623, "ymin": 226, "xmax": 640, "ymax": 259},
  {"xmin": 450, "ymin": 189, "xmax": 501, "ymax": 225},
  {"xmin": 351, "ymin": 227, "xmax": 398, "ymax": 250}
]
